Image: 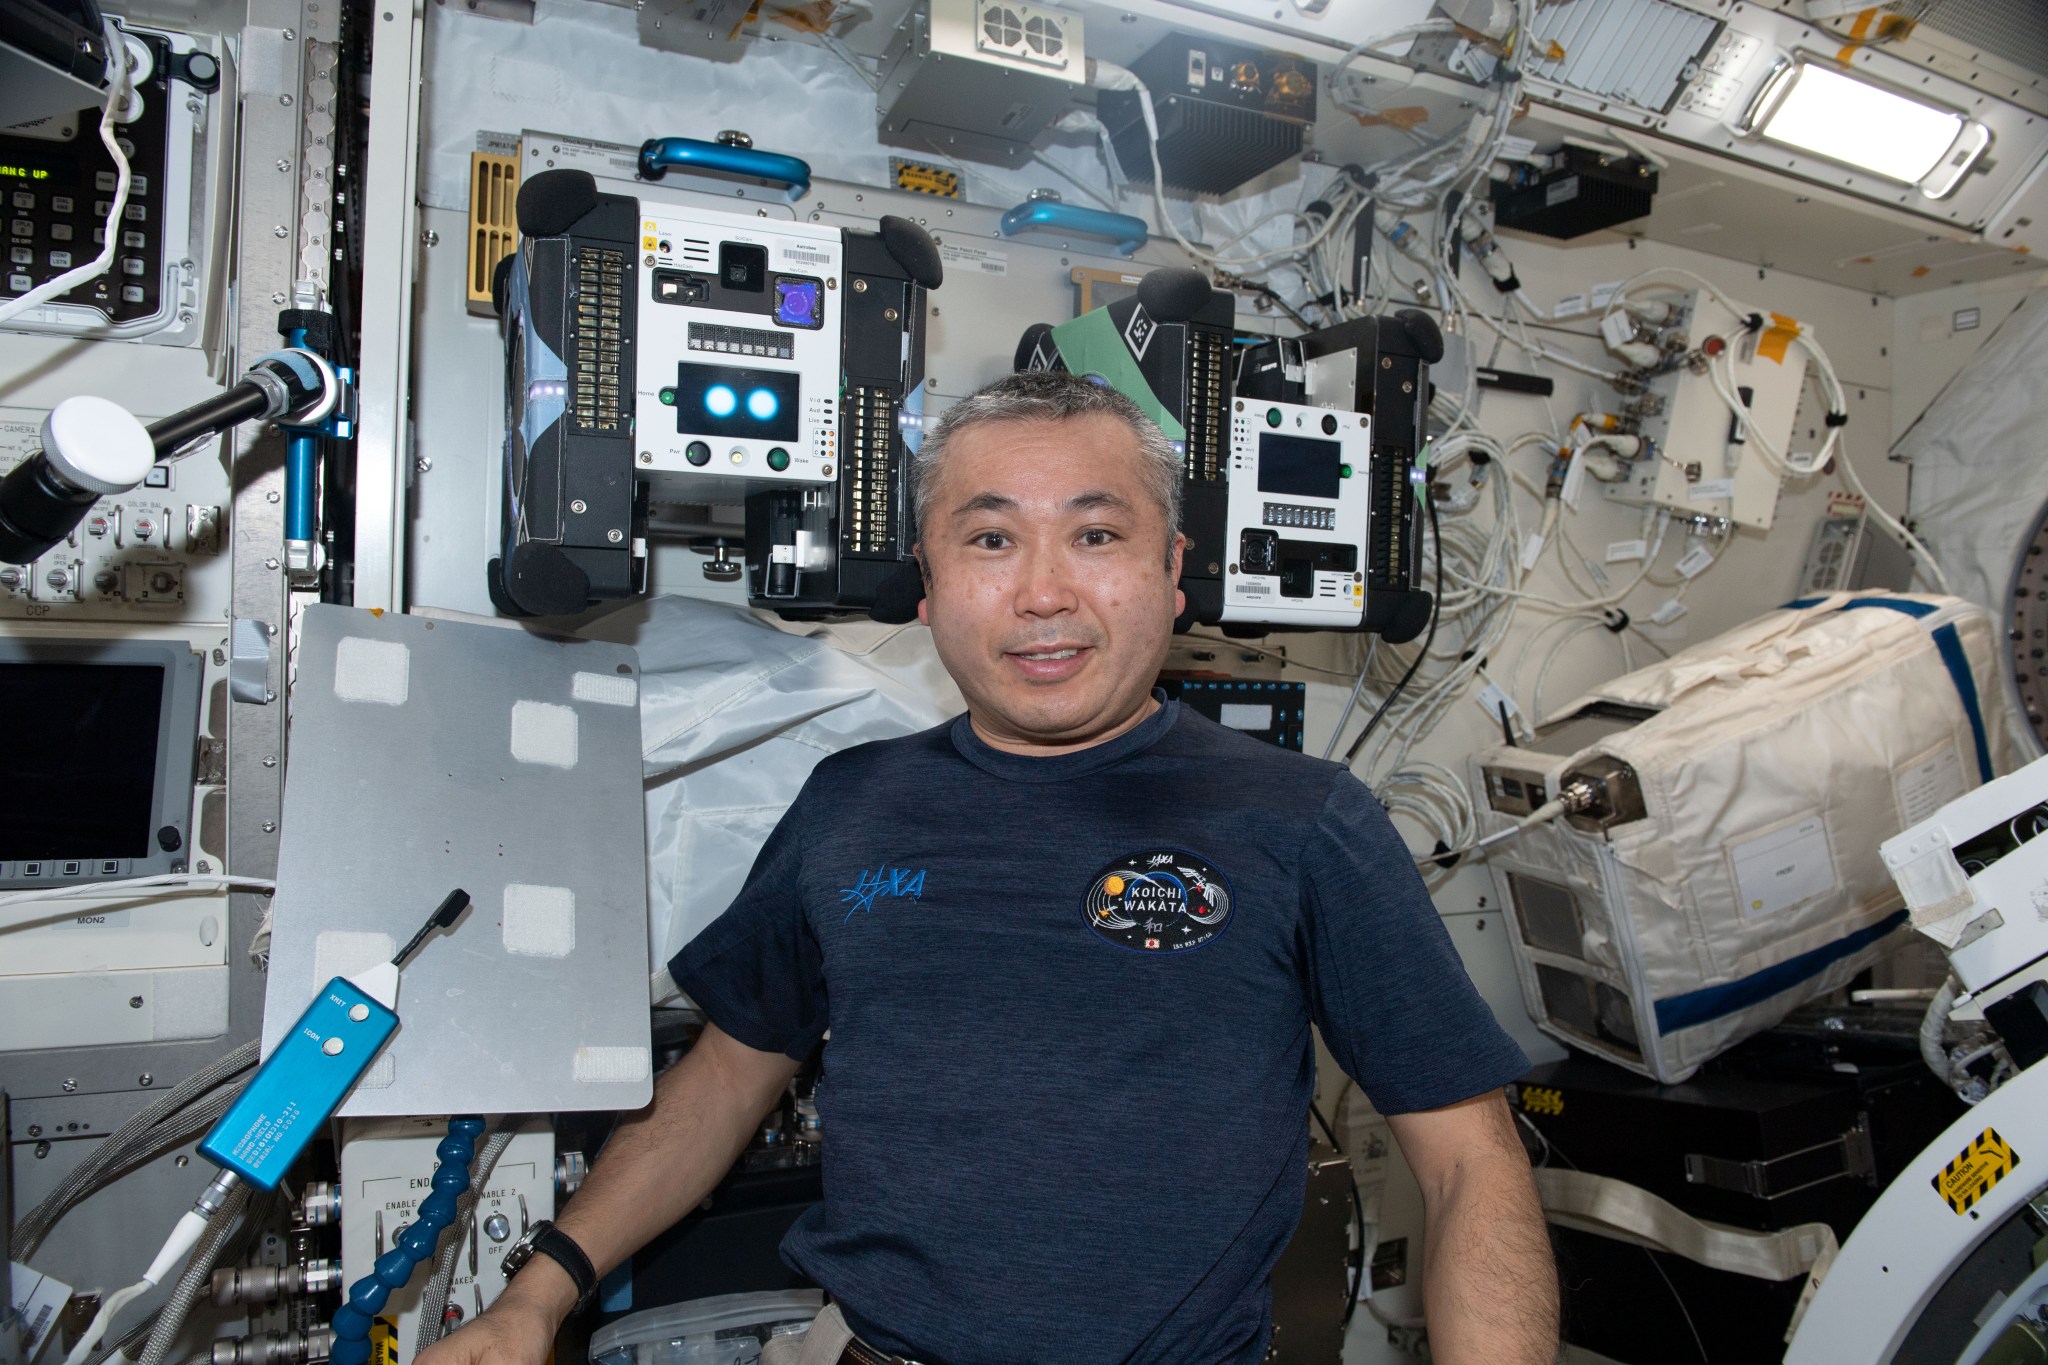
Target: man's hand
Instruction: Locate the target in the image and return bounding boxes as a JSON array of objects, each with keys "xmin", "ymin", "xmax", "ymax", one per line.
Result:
[
  {"xmin": 1387, "ymin": 1089, "xmax": 1559, "ymax": 1364},
  {"xmin": 417, "ymin": 1024, "xmax": 802, "ymax": 1365},
  {"xmin": 415, "ymin": 1263, "xmax": 572, "ymax": 1365}
]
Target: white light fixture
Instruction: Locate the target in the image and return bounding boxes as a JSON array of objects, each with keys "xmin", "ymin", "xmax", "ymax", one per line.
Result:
[{"xmin": 1740, "ymin": 58, "xmax": 1992, "ymax": 199}]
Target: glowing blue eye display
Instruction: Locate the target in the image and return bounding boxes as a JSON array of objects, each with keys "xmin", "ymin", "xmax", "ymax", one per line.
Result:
[{"xmin": 672, "ymin": 363, "xmax": 801, "ymax": 442}]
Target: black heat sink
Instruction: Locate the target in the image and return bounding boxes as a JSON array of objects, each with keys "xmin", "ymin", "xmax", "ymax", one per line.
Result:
[
  {"xmin": 1101, "ymin": 92, "xmax": 1307, "ymax": 196},
  {"xmin": 1489, "ymin": 148, "xmax": 1658, "ymax": 240}
]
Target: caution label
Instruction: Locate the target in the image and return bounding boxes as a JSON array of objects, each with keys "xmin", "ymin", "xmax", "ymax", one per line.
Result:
[{"xmin": 1932, "ymin": 1128, "xmax": 2020, "ymax": 1215}]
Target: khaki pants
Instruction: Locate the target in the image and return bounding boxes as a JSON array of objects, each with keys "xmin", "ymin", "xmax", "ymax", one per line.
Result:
[{"xmin": 760, "ymin": 1303, "xmax": 856, "ymax": 1365}]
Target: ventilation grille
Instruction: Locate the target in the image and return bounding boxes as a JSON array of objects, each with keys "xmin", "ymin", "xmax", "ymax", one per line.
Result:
[
  {"xmin": 1903, "ymin": 0, "xmax": 2048, "ymax": 82},
  {"xmin": 841, "ymin": 386, "xmax": 900, "ymax": 555},
  {"xmin": 1368, "ymin": 449, "xmax": 1406, "ymax": 585},
  {"xmin": 571, "ymin": 246, "xmax": 627, "ymax": 433},
  {"xmin": 1185, "ymin": 327, "xmax": 1228, "ymax": 484},
  {"xmin": 975, "ymin": 2, "xmax": 1074, "ymax": 71},
  {"xmin": 1525, "ymin": 0, "xmax": 1721, "ymax": 114},
  {"xmin": 466, "ymin": 151, "xmax": 519, "ymax": 316}
]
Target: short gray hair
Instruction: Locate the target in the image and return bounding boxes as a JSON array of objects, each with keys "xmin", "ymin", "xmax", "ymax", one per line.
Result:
[{"xmin": 911, "ymin": 370, "xmax": 1183, "ymax": 567}]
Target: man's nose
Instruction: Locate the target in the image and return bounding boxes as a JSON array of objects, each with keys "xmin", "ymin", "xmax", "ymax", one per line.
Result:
[{"xmin": 1011, "ymin": 539, "xmax": 1079, "ymax": 618}]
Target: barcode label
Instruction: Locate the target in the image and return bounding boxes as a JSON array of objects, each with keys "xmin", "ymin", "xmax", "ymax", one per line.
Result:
[
  {"xmin": 939, "ymin": 242, "xmax": 1008, "ymax": 276},
  {"xmin": 781, "ymin": 245, "xmax": 832, "ymax": 267}
]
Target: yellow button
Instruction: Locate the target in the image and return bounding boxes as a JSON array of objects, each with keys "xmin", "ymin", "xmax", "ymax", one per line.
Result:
[{"xmin": 642, "ymin": 236, "xmax": 657, "ymax": 250}]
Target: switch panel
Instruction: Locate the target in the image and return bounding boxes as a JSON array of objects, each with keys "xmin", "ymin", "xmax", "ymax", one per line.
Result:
[
  {"xmin": 339, "ymin": 1117, "xmax": 558, "ymax": 1358},
  {"xmin": 0, "ymin": 405, "xmax": 228, "ymax": 623}
]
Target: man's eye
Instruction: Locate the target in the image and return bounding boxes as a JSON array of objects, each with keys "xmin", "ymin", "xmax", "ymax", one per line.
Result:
[
  {"xmin": 1080, "ymin": 529, "xmax": 1117, "ymax": 547},
  {"xmin": 972, "ymin": 532, "xmax": 1010, "ymax": 550}
]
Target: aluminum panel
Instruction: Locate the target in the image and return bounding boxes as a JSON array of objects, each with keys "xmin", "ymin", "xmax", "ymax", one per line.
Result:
[{"xmin": 259, "ymin": 605, "xmax": 651, "ymax": 1116}]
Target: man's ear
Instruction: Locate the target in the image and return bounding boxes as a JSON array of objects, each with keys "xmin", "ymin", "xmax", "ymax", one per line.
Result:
[{"xmin": 913, "ymin": 546, "xmax": 931, "ymax": 626}]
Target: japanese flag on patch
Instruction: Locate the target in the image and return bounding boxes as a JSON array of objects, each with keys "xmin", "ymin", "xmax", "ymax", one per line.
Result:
[{"xmin": 1144, "ymin": 938, "xmax": 1160, "ymax": 949}]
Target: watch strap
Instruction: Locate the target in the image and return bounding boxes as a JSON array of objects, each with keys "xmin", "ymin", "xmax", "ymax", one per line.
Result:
[{"xmin": 520, "ymin": 1222, "xmax": 599, "ymax": 1313}]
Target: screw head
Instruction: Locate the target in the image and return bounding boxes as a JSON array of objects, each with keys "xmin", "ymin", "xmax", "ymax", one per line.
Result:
[
  {"xmin": 62, "ymin": 1079, "xmax": 78, "ymax": 1093},
  {"xmin": 262, "ymin": 820, "xmax": 278, "ymax": 833},
  {"xmin": 26, "ymin": 1125, "xmax": 40, "ymax": 1137},
  {"xmin": 570, "ymin": 499, "xmax": 587, "ymax": 514},
  {"xmin": 138, "ymin": 1074, "xmax": 153, "ymax": 1086},
  {"xmin": 607, "ymin": 528, "xmax": 624, "ymax": 543},
  {"xmin": 421, "ymin": 228, "xmax": 440, "ymax": 247},
  {"xmin": 276, "ymin": 158, "xmax": 293, "ymax": 173},
  {"xmin": 130, "ymin": 996, "xmax": 144, "ymax": 1008},
  {"xmin": 283, "ymin": 28, "xmax": 296, "ymax": 39},
  {"xmin": 273, "ymin": 226, "xmax": 289, "ymax": 239},
  {"xmin": 416, "ymin": 456, "xmax": 433, "ymax": 473},
  {"xmin": 262, "ymin": 755, "xmax": 278, "ymax": 768}
]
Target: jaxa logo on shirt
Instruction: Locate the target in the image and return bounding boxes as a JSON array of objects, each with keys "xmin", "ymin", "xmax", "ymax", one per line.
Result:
[{"xmin": 1082, "ymin": 850, "xmax": 1233, "ymax": 953}]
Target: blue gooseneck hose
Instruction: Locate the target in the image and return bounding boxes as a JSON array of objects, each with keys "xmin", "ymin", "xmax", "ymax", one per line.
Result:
[{"xmin": 329, "ymin": 1116, "xmax": 487, "ymax": 1365}]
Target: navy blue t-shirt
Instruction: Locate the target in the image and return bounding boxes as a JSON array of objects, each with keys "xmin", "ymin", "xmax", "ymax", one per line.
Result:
[{"xmin": 669, "ymin": 697, "xmax": 1526, "ymax": 1365}]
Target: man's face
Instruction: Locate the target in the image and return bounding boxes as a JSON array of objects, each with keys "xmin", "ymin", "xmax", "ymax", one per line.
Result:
[{"xmin": 916, "ymin": 413, "xmax": 1185, "ymax": 754}]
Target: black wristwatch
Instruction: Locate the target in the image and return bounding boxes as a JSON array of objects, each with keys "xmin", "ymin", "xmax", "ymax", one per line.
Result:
[{"xmin": 501, "ymin": 1220, "xmax": 599, "ymax": 1313}]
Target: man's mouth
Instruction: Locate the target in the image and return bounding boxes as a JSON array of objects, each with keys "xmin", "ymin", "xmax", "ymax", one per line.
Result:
[{"xmin": 1016, "ymin": 648, "xmax": 1081, "ymax": 661}]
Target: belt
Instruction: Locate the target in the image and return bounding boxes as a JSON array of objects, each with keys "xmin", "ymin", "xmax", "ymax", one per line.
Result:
[{"xmin": 835, "ymin": 1341, "xmax": 919, "ymax": 1365}]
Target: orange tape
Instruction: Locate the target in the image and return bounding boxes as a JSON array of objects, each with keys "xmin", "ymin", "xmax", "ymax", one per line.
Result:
[
  {"xmin": 1837, "ymin": 8, "xmax": 1914, "ymax": 62},
  {"xmin": 1757, "ymin": 311, "xmax": 1800, "ymax": 364},
  {"xmin": 769, "ymin": 0, "xmax": 838, "ymax": 34},
  {"xmin": 1352, "ymin": 106, "xmax": 1432, "ymax": 131}
]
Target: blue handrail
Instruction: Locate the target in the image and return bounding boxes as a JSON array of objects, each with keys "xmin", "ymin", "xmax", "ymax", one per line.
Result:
[
  {"xmin": 998, "ymin": 199, "xmax": 1148, "ymax": 256},
  {"xmin": 638, "ymin": 137, "xmax": 812, "ymax": 201}
]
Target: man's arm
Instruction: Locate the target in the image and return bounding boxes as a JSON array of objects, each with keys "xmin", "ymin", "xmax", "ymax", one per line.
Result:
[
  {"xmin": 1386, "ymin": 1089, "xmax": 1559, "ymax": 1365},
  {"xmin": 416, "ymin": 1023, "xmax": 802, "ymax": 1365}
]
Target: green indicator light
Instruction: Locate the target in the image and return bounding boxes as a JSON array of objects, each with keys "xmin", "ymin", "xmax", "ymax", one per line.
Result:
[
  {"xmin": 766, "ymin": 447, "xmax": 791, "ymax": 472},
  {"xmin": 1340, "ymin": 463, "xmax": 1352, "ymax": 478},
  {"xmin": 1265, "ymin": 407, "xmax": 1283, "ymax": 428},
  {"xmin": 658, "ymin": 387, "xmax": 677, "ymax": 406},
  {"xmin": 685, "ymin": 440, "xmax": 711, "ymax": 467}
]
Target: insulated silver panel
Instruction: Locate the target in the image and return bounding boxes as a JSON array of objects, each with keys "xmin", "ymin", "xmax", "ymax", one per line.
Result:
[
  {"xmin": 259, "ymin": 605, "xmax": 652, "ymax": 1117},
  {"xmin": 1524, "ymin": 0, "xmax": 1719, "ymax": 114}
]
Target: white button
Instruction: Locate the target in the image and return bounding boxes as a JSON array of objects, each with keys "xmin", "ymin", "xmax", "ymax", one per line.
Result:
[
  {"xmin": 321, "ymin": 1036, "xmax": 344, "ymax": 1056},
  {"xmin": 348, "ymin": 1003, "xmax": 370, "ymax": 1022}
]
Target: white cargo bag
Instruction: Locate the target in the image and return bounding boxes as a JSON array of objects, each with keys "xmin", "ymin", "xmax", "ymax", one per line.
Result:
[{"xmin": 1476, "ymin": 592, "xmax": 2019, "ymax": 1082}]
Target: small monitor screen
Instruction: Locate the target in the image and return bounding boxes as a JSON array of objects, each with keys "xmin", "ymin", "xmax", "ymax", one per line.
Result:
[
  {"xmin": 1257, "ymin": 432, "xmax": 1342, "ymax": 501},
  {"xmin": 673, "ymin": 362, "xmax": 801, "ymax": 443},
  {"xmin": 0, "ymin": 663, "xmax": 163, "ymax": 858}
]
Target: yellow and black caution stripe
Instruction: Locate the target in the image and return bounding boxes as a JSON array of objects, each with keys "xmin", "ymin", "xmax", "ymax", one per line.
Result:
[
  {"xmin": 891, "ymin": 158, "xmax": 963, "ymax": 200},
  {"xmin": 1931, "ymin": 1127, "xmax": 2020, "ymax": 1215}
]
